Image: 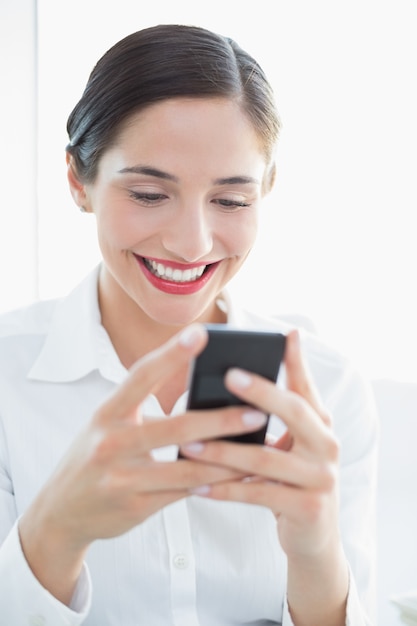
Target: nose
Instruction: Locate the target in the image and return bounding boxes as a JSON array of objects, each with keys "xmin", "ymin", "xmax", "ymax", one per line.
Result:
[{"xmin": 161, "ymin": 204, "xmax": 214, "ymax": 262}]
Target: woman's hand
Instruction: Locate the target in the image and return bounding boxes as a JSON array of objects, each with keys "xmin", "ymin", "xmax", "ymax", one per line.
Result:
[
  {"xmin": 180, "ymin": 329, "xmax": 349, "ymax": 625},
  {"xmin": 18, "ymin": 323, "xmax": 267, "ymax": 604},
  {"xmin": 180, "ymin": 329, "xmax": 339, "ymax": 556}
]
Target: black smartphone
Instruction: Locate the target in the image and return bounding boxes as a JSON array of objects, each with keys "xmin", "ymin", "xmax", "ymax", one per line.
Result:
[{"xmin": 184, "ymin": 325, "xmax": 286, "ymax": 446}]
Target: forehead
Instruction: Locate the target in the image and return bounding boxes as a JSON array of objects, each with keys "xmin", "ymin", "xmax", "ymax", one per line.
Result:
[
  {"xmin": 120, "ymin": 97, "xmax": 262, "ymax": 147},
  {"xmin": 101, "ymin": 97, "xmax": 267, "ymax": 177}
]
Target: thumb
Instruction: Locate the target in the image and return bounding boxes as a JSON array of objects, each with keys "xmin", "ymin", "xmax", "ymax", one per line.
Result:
[
  {"xmin": 95, "ymin": 324, "xmax": 208, "ymax": 426},
  {"xmin": 284, "ymin": 329, "xmax": 324, "ymax": 415}
]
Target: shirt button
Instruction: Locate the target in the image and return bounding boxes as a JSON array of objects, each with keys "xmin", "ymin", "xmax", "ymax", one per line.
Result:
[
  {"xmin": 28, "ymin": 616, "xmax": 46, "ymax": 626},
  {"xmin": 172, "ymin": 553, "xmax": 189, "ymax": 569}
]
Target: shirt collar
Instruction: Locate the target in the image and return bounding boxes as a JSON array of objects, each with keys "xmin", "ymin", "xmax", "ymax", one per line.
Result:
[{"xmin": 28, "ymin": 265, "xmax": 126, "ymax": 384}]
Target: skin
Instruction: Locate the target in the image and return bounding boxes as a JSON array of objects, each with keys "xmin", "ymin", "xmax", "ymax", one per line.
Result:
[{"xmin": 19, "ymin": 97, "xmax": 348, "ymax": 625}]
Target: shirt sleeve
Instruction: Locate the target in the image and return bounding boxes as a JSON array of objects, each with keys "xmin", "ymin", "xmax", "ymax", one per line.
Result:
[
  {"xmin": 0, "ymin": 376, "xmax": 92, "ymax": 624},
  {"xmin": 0, "ymin": 519, "xmax": 92, "ymax": 625}
]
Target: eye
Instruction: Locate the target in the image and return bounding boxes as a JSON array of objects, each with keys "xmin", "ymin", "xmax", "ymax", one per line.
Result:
[
  {"xmin": 128, "ymin": 191, "xmax": 168, "ymax": 206},
  {"xmin": 215, "ymin": 198, "xmax": 251, "ymax": 210}
]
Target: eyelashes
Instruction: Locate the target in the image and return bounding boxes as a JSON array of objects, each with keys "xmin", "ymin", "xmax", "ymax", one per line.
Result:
[
  {"xmin": 128, "ymin": 191, "xmax": 167, "ymax": 205},
  {"xmin": 128, "ymin": 191, "xmax": 252, "ymax": 210},
  {"xmin": 216, "ymin": 199, "xmax": 251, "ymax": 209}
]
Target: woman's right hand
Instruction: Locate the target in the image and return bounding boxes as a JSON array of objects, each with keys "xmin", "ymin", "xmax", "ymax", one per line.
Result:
[{"xmin": 18, "ymin": 323, "xmax": 266, "ymax": 604}]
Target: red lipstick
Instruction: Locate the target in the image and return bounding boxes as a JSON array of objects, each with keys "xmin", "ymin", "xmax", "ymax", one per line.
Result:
[{"xmin": 135, "ymin": 255, "xmax": 219, "ymax": 295}]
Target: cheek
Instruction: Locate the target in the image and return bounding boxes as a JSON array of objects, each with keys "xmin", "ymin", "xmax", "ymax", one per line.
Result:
[
  {"xmin": 223, "ymin": 213, "xmax": 258, "ymax": 254},
  {"xmin": 95, "ymin": 204, "xmax": 145, "ymax": 248},
  {"xmin": 96, "ymin": 213, "xmax": 128, "ymax": 249}
]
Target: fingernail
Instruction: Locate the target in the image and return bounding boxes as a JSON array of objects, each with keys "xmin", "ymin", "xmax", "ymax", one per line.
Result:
[
  {"xmin": 242, "ymin": 410, "xmax": 267, "ymax": 427},
  {"xmin": 181, "ymin": 441, "xmax": 205, "ymax": 454},
  {"xmin": 178, "ymin": 324, "xmax": 204, "ymax": 348},
  {"xmin": 227, "ymin": 368, "xmax": 252, "ymax": 388}
]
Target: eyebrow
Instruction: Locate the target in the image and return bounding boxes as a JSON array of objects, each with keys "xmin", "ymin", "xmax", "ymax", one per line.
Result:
[
  {"xmin": 118, "ymin": 166, "xmax": 260, "ymax": 186},
  {"xmin": 213, "ymin": 175, "xmax": 260, "ymax": 186},
  {"xmin": 118, "ymin": 166, "xmax": 178, "ymax": 182}
]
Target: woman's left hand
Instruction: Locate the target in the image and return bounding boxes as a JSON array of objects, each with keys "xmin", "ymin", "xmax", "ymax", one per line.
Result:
[{"xmin": 179, "ymin": 329, "xmax": 341, "ymax": 561}]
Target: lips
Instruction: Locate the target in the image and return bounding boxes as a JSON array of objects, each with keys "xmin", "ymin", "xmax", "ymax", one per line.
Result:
[{"xmin": 135, "ymin": 255, "xmax": 219, "ymax": 295}]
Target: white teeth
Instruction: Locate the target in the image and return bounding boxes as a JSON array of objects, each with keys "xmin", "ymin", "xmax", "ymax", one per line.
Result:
[
  {"xmin": 173, "ymin": 269, "xmax": 182, "ymax": 281},
  {"xmin": 182, "ymin": 269, "xmax": 192, "ymax": 281},
  {"xmin": 148, "ymin": 259, "xmax": 207, "ymax": 283}
]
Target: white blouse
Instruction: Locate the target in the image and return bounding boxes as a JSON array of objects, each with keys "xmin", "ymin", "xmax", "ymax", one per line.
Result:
[{"xmin": 0, "ymin": 266, "xmax": 378, "ymax": 625}]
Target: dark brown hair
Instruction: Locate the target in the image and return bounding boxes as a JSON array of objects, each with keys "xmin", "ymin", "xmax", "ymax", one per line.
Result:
[{"xmin": 66, "ymin": 24, "xmax": 281, "ymax": 189}]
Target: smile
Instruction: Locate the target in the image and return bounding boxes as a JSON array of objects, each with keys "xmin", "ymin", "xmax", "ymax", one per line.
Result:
[
  {"xmin": 135, "ymin": 254, "xmax": 218, "ymax": 295},
  {"xmin": 144, "ymin": 258, "xmax": 207, "ymax": 283}
]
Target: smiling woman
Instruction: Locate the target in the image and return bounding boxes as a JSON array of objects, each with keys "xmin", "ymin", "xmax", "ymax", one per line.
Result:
[
  {"xmin": 68, "ymin": 94, "xmax": 267, "ymax": 335},
  {"xmin": 0, "ymin": 20, "xmax": 377, "ymax": 626}
]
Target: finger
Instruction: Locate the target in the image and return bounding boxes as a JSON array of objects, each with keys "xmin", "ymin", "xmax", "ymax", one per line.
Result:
[
  {"xmin": 284, "ymin": 330, "xmax": 327, "ymax": 417},
  {"xmin": 180, "ymin": 439, "xmax": 335, "ymax": 489},
  {"xmin": 100, "ymin": 458, "xmax": 245, "ymax": 493},
  {"xmin": 224, "ymin": 368, "xmax": 328, "ymax": 448},
  {"xmin": 95, "ymin": 324, "xmax": 208, "ymax": 425},
  {"xmin": 193, "ymin": 479, "xmax": 333, "ymax": 524},
  {"xmin": 92, "ymin": 406, "xmax": 268, "ymax": 458}
]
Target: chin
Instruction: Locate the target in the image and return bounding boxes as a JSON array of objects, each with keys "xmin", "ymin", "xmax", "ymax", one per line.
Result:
[{"xmin": 145, "ymin": 300, "xmax": 218, "ymax": 328}]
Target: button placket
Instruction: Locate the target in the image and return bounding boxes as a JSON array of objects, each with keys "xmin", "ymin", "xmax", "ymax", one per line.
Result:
[
  {"xmin": 162, "ymin": 499, "xmax": 199, "ymax": 625},
  {"xmin": 173, "ymin": 553, "xmax": 189, "ymax": 570}
]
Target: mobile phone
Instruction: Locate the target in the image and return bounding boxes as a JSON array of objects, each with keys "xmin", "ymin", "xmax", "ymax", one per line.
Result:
[{"xmin": 184, "ymin": 325, "xmax": 286, "ymax": 446}]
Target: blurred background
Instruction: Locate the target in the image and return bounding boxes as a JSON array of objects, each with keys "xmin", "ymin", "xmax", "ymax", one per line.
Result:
[{"xmin": 1, "ymin": 1, "xmax": 416, "ymax": 623}]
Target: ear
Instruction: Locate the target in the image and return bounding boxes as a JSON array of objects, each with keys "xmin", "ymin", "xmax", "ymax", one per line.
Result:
[{"xmin": 66, "ymin": 153, "xmax": 91, "ymax": 212}]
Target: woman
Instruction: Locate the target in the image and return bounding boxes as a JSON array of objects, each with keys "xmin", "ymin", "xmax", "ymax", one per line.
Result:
[{"xmin": 0, "ymin": 24, "xmax": 377, "ymax": 625}]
